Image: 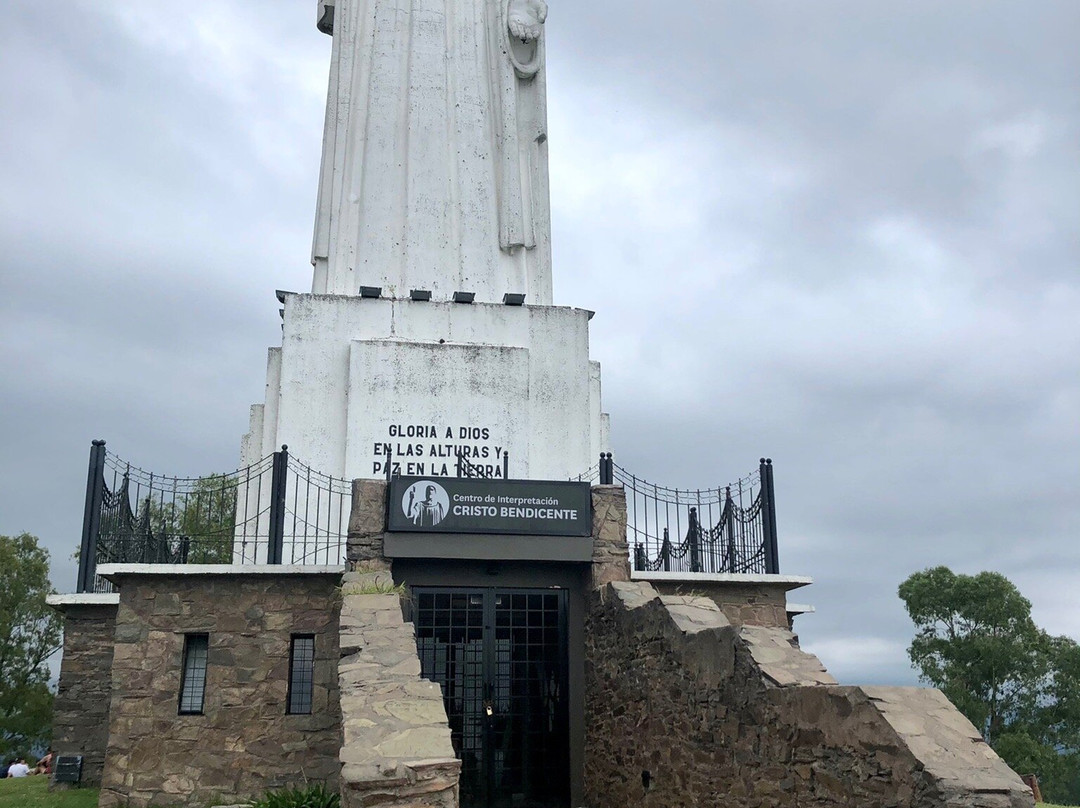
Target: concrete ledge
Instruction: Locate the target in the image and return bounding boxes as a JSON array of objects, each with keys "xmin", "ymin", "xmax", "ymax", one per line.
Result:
[
  {"xmin": 787, "ymin": 602, "xmax": 816, "ymax": 614},
  {"xmin": 631, "ymin": 571, "xmax": 813, "ymax": 590},
  {"xmin": 97, "ymin": 563, "xmax": 346, "ymax": 580},
  {"xmin": 47, "ymin": 593, "xmax": 121, "ymax": 607}
]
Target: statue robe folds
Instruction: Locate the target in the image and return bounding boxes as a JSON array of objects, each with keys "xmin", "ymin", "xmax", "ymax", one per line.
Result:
[{"xmin": 312, "ymin": 0, "xmax": 553, "ymax": 305}]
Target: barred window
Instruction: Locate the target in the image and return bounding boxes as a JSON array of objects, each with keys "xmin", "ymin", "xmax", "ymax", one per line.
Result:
[
  {"xmin": 178, "ymin": 634, "xmax": 209, "ymax": 714},
  {"xmin": 288, "ymin": 635, "xmax": 316, "ymax": 714}
]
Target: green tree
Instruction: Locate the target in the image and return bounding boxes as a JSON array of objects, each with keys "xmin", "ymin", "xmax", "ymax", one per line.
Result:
[
  {"xmin": 898, "ymin": 566, "xmax": 1045, "ymax": 742},
  {"xmin": 94, "ymin": 474, "xmax": 237, "ymax": 567},
  {"xmin": 147, "ymin": 474, "xmax": 237, "ymax": 564},
  {"xmin": 898, "ymin": 566, "xmax": 1080, "ymax": 803},
  {"xmin": 0, "ymin": 533, "xmax": 62, "ymax": 758}
]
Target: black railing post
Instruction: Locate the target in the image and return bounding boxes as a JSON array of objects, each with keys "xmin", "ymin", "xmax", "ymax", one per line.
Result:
[
  {"xmin": 267, "ymin": 445, "xmax": 288, "ymax": 565},
  {"xmin": 502, "ymin": 451, "xmax": 509, "ymax": 480},
  {"xmin": 599, "ymin": 453, "xmax": 613, "ymax": 485},
  {"xmin": 724, "ymin": 487, "xmax": 736, "ymax": 573},
  {"xmin": 766, "ymin": 458, "xmax": 780, "ymax": 573},
  {"xmin": 633, "ymin": 543, "xmax": 646, "ymax": 572},
  {"xmin": 759, "ymin": 458, "xmax": 772, "ymax": 573},
  {"xmin": 687, "ymin": 507, "xmax": 701, "ymax": 573},
  {"xmin": 77, "ymin": 440, "xmax": 107, "ymax": 593},
  {"xmin": 661, "ymin": 528, "xmax": 671, "ymax": 572},
  {"xmin": 760, "ymin": 458, "xmax": 779, "ymax": 574},
  {"xmin": 116, "ymin": 471, "xmax": 130, "ymax": 566}
]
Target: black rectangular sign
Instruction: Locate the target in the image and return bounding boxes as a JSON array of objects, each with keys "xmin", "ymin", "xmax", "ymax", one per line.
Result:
[
  {"xmin": 388, "ymin": 477, "xmax": 592, "ymax": 537},
  {"xmin": 54, "ymin": 755, "xmax": 83, "ymax": 783}
]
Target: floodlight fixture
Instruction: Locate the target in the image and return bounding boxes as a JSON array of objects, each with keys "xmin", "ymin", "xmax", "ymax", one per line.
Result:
[
  {"xmin": 359, "ymin": 286, "xmax": 382, "ymax": 298},
  {"xmin": 410, "ymin": 289, "xmax": 432, "ymax": 301},
  {"xmin": 503, "ymin": 293, "xmax": 526, "ymax": 306},
  {"xmin": 453, "ymin": 291, "xmax": 476, "ymax": 304}
]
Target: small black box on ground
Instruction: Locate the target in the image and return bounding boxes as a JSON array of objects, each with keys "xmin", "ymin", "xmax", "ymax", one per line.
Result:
[{"xmin": 53, "ymin": 755, "xmax": 83, "ymax": 784}]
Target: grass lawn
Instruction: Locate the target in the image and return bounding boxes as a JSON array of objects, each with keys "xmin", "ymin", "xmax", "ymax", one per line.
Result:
[{"xmin": 0, "ymin": 776, "xmax": 98, "ymax": 808}]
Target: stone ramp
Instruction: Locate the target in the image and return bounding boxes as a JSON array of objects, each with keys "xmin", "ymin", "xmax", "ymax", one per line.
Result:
[
  {"xmin": 337, "ymin": 570, "xmax": 459, "ymax": 807},
  {"xmin": 863, "ymin": 687, "xmax": 1034, "ymax": 807},
  {"xmin": 585, "ymin": 581, "xmax": 1033, "ymax": 808},
  {"xmin": 740, "ymin": 624, "xmax": 837, "ymax": 687}
]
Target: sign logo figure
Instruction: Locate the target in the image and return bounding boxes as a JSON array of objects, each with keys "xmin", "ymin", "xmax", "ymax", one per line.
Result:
[{"xmin": 402, "ymin": 481, "xmax": 450, "ymax": 527}]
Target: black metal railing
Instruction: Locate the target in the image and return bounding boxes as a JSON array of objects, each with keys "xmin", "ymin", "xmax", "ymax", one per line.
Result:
[
  {"xmin": 77, "ymin": 441, "xmax": 351, "ymax": 593},
  {"xmin": 76, "ymin": 440, "xmax": 779, "ymax": 591},
  {"xmin": 580, "ymin": 454, "xmax": 779, "ymax": 575}
]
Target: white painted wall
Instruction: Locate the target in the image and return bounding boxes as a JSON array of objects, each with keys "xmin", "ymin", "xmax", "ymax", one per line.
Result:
[
  {"xmin": 240, "ymin": 404, "xmax": 264, "ymax": 469},
  {"xmin": 243, "ymin": 295, "xmax": 607, "ymax": 484},
  {"xmin": 346, "ymin": 340, "xmax": 530, "ymax": 479}
]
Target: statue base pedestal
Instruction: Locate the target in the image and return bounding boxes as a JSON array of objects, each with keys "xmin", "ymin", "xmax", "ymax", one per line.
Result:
[{"xmin": 243, "ymin": 293, "xmax": 608, "ymax": 486}]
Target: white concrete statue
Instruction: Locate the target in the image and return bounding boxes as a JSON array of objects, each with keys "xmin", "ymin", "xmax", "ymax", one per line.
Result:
[{"xmin": 311, "ymin": 0, "xmax": 553, "ymax": 305}]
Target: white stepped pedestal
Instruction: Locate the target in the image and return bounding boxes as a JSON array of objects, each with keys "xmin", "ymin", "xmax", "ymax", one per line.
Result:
[{"xmin": 243, "ymin": 294, "xmax": 609, "ymax": 485}]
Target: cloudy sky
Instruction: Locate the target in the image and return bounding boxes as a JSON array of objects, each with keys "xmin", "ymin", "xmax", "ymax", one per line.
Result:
[{"xmin": 1, "ymin": 1, "xmax": 1077, "ymax": 686}]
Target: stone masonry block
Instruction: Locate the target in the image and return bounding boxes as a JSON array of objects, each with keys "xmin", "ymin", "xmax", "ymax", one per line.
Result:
[
  {"xmin": 590, "ymin": 485, "xmax": 630, "ymax": 589},
  {"xmin": 349, "ymin": 479, "xmax": 388, "ymax": 539},
  {"xmin": 51, "ymin": 604, "xmax": 117, "ymax": 788}
]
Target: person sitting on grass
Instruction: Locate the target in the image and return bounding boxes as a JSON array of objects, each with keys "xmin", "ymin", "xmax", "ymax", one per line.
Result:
[
  {"xmin": 6, "ymin": 758, "xmax": 30, "ymax": 777},
  {"xmin": 34, "ymin": 751, "xmax": 53, "ymax": 775}
]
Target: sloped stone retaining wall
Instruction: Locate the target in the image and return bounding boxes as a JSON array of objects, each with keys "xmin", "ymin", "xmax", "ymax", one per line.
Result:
[{"xmin": 584, "ymin": 581, "xmax": 1033, "ymax": 808}]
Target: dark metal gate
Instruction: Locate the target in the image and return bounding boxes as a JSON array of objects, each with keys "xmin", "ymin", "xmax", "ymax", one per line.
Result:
[{"xmin": 413, "ymin": 588, "xmax": 570, "ymax": 808}]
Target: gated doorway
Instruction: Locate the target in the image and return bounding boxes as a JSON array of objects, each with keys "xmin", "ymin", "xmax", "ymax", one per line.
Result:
[{"xmin": 413, "ymin": 587, "xmax": 570, "ymax": 808}]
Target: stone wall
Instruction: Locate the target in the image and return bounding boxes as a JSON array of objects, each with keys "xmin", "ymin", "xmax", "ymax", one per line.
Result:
[
  {"xmin": 99, "ymin": 572, "xmax": 342, "ymax": 808},
  {"xmin": 585, "ymin": 581, "xmax": 1033, "ymax": 808},
  {"xmin": 349, "ymin": 479, "xmax": 389, "ymax": 567},
  {"xmin": 337, "ymin": 569, "xmax": 459, "ymax": 808},
  {"xmin": 646, "ymin": 579, "xmax": 790, "ymax": 628},
  {"xmin": 590, "ymin": 485, "xmax": 630, "ymax": 589},
  {"xmin": 51, "ymin": 601, "xmax": 117, "ymax": 787}
]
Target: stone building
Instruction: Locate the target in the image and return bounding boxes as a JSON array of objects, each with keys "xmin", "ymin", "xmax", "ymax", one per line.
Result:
[{"xmin": 50, "ymin": 480, "xmax": 1034, "ymax": 807}]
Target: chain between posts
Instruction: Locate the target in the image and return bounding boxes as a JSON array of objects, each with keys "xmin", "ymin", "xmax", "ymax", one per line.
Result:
[{"xmin": 582, "ymin": 454, "xmax": 780, "ymax": 576}]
